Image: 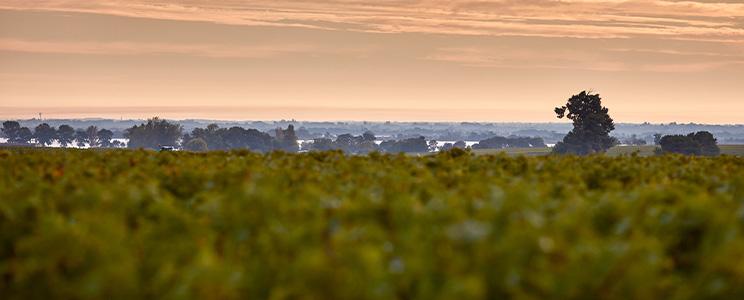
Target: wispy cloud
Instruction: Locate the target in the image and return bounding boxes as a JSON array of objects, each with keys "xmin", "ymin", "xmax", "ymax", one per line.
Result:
[
  {"xmin": 0, "ymin": 38, "xmax": 364, "ymax": 58},
  {"xmin": 424, "ymin": 45, "xmax": 744, "ymax": 72},
  {"xmin": 424, "ymin": 47, "xmax": 630, "ymax": 71},
  {"xmin": 1, "ymin": 1, "xmax": 743, "ymax": 42}
]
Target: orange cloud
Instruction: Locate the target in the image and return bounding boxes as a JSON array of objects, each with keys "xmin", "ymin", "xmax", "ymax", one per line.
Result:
[
  {"xmin": 424, "ymin": 46, "xmax": 630, "ymax": 71},
  {"xmin": 424, "ymin": 43, "xmax": 744, "ymax": 72},
  {"xmin": 0, "ymin": 38, "xmax": 365, "ymax": 58},
  {"xmin": 1, "ymin": 1, "xmax": 743, "ymax": 42}
]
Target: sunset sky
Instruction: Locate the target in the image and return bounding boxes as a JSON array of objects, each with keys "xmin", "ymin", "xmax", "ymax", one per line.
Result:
[{"xmin": 1, "ymin": 1, "xmax": 743, "ymax": 123}]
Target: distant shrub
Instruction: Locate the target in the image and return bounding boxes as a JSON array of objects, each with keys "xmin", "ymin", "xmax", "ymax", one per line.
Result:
[
  {"xmin": 623, "ymin": 134, "xmax": 647, "ymax": 146},
  {"xmin": 306, "ymin": 133, "xmax": 377, "ymax": 154},
  {"xmin": 184, "ymin": 138, "xmax": 208, "ymax": 152},
  {"xmin": 379, "ymin": 136, "xmax": 428, "ymax": 153},
  {"xmin": 659, "ymin": 131, "xmax": 720, "ymax": 156},
  {"xmin": 439, "ymin": 140, "xmax": 468, "ymax": 152},
  {"xmin": 472, "ymin": 136, "xmax": 546, "ymax": 149}
]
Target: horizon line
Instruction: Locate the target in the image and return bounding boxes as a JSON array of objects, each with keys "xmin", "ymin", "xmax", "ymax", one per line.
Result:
[
  {"xmin": 1, "ymin": 106, "xmax": 741, "ymax": 126},
  {"xmin": 2, "ymin": 117, "xmax": 742, "ymax": 127}
]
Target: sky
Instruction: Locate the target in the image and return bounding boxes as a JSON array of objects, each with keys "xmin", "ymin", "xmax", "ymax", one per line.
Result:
[{"xmin": 0, "ymin": 0, "xmax": 743, "ymax": 123}]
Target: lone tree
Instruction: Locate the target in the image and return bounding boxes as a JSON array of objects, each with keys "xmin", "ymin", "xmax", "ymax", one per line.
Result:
[{"xmin": 553, "ymin": 91, "xmax": 618, "ymax": 155}]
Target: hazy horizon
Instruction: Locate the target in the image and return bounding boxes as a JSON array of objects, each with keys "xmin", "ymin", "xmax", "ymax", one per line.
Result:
[
  {"xmin": 1, "ymin": 1, "xmax": 743, "ymax": 123},
  {"xmin": 1, "ymin": 105, "xmax": 743, "ymax": 125}
]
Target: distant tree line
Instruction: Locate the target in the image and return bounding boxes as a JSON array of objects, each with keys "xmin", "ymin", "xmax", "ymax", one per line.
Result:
[
  {"xmin": 4, "ymin": 107, "xmax": 722, "ymax": 156},
  {"xmin": 180, "ymin": 123, "xmax": 298, "ymax": 153},
  {"xmin": 379, "ymin": 137, "xmax": 429, "ymax": 153},
  {"xmin": 0, "ymin": 117, "xmax": 568, "ymax": 154},
  {"xmin": 116, "ymin": 118, "xmax": 430, "ymax": 153},
  {"xmin": 303, "ymin": 132, "xmax": 378, "ymax": 154},
  {"xmin": 472, "ymin": 136, "xmax": 546, "ymax": 150},
  {"xmin": 302, "ymin": 133, "xmax": 548, "ymax": 154},
  {"xmin": 1, "ymin": 121, "xmax": 122, "ymax": 148},
  {"xmin": 302, "ymin": 133, "xmax": 431, "ymax": 154},
  {"xmin": 439, "ymin": 141, "xmax": 468, "ymax": 152}
]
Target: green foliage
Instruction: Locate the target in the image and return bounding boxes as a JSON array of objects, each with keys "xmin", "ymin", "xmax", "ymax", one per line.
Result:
[{"xmin": 1, "ymin": 149, "xmax": 744, "ymax": 299}]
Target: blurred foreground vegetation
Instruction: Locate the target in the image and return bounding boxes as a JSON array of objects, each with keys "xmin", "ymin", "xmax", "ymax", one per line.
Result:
[{"xmin": 1, "ymin": 148, "xmax": 744, "ymax": 299}]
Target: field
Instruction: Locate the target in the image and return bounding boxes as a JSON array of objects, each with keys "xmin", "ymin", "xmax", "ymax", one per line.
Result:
[
  {"xmin": 473, "ymin": 144, "xmax": 744, "ymax": 157},
  {"xmin": 2, "ymin": 148, "xmax": 744, "ymax": 299}
]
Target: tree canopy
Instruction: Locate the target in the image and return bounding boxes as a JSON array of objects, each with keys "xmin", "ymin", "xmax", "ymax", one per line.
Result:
[
  {"xmin": 659, "ymin": 131, "xmax": 720, "ymax": 156},
  {"xmin": 97, "ymin": 128, "xmax": 114, "ymax": 148},
  {"xmin": 183, "ymin": 124, "xmax": 275, "ymax": 152},
  {"xmin": 86, "ymin": 126, "xmax": 100, "ymax": 148},
  {"xmin": 125, "ymin": 118, "xmax": 183, "ymax": 150},
  {"xmin": 553, "ymin": 91, "xmax": 618, "ymax": 155},
  {"xmin": 57, "ymin": 125, "xmax": 76, "ymax": 148},
  {"xmin": 305, "ymin": 133, "xmax": 378, "ymax": 154},
  {"xmin": 2, "ymin": 121, "xmax": 29, "ymax": 144},
  {"xmin": 273, "ymin": 125, "xmax": 299, "ymax": 152},
  {"xmin": 33, "ymin": 123, "xmax": 57, "ymax": 146},
  {"xmin": 379, "ymin": 136, "xmax": 428, "ymax": 153}
]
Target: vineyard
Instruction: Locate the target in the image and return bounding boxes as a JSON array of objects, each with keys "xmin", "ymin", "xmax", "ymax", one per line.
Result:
[{"xmin": 2, "ymin": 148, "xmax": 744, "ymax": 299}]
